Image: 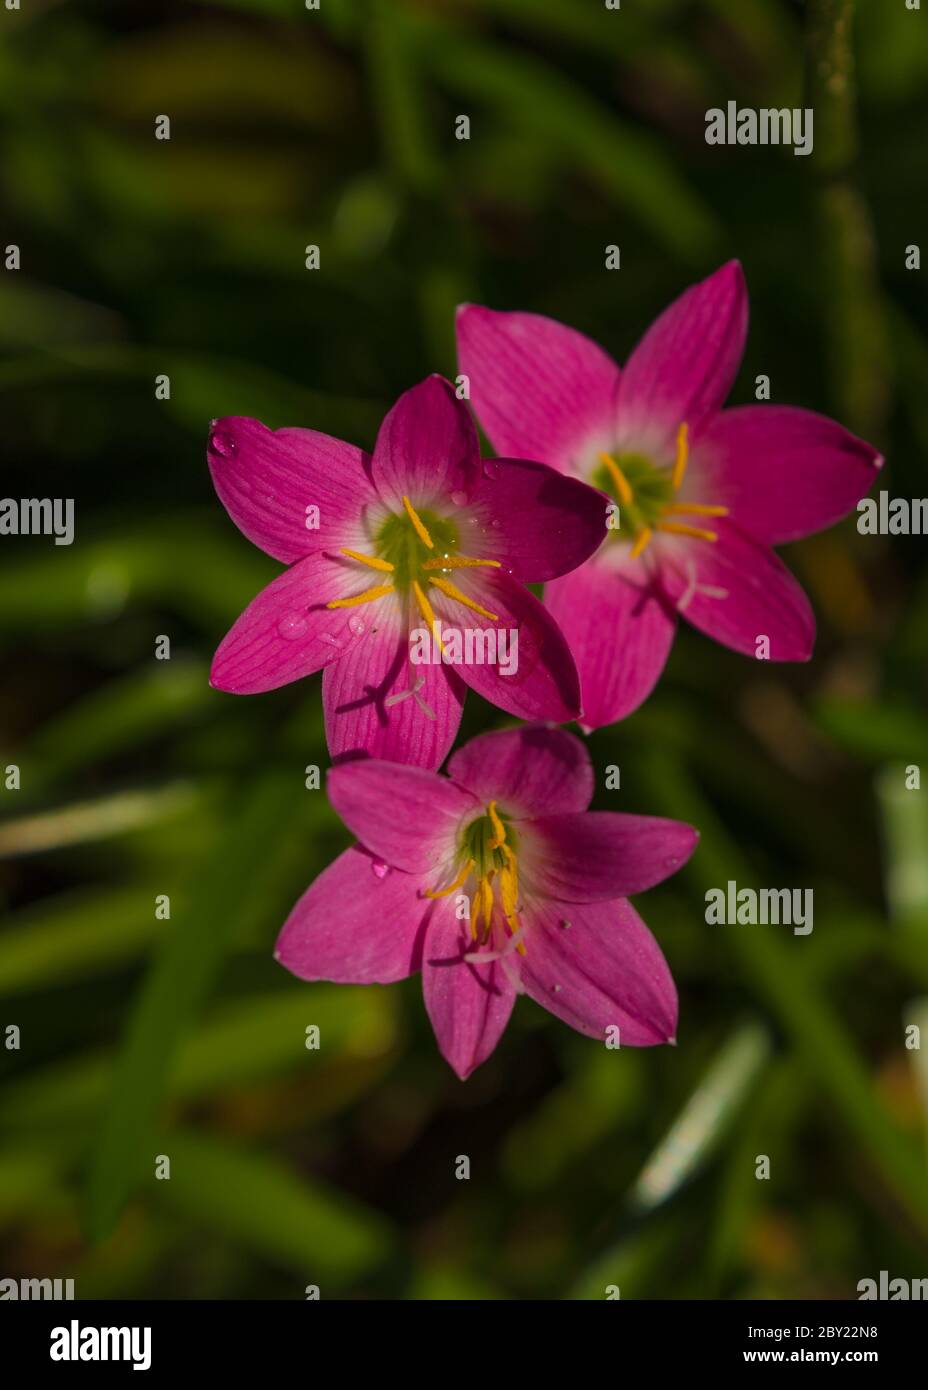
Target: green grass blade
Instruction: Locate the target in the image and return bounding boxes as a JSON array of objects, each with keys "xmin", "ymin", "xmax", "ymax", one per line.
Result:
[{"xmin": 84, "ymin": 771, "xmax": 305, "ymax": 1240}]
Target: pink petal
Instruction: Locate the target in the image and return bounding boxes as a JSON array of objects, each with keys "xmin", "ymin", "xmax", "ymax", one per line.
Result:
[
  {"xmin": 326, "ymin": 759, "xmax": 479, "ymax": 874},
  {"xmin": 616, "ymin": 261, "xmax": 747, "ymax": 452},
  {"xmin": 454, "ymin": 457, "xmax": 608, "ymax": 582},
  {"xmin": 520, "ymin": 898, "xmax": 677, "ymax": 1046},
  {"xmin": 274, "ymin": 845, "xmax": 429, "ymax": 984},
  {"xmin": 323, "ymin": 614, "xmax": 466, "ymax": 770},
  {"xmin": 694, "ymin": 405, "xmax": 884, "ymax": 545},
  {"xmin": 421, "ymin": 900, "xmax": 517, "ymax": 1079},
  {"xmin": 207, "ymin": 416, "xmax": 376, "ymax": 564},
  {"xmin": 446, "ymin": 724, "xmax": 594, "ymax": 815},
  {"xmin": 520, "ymin": 813, "xmax": 698, "ymax": 902},
  {"xmin": 657, "ymin": 518, "xmax": 815, "ymax": 661},
  {"xmin": 209, "ymin": 551, "xmax": 382, "ymax": 694},
  {"xmin": 456, "ymin": 305, "xmax": 621, "ymax": 474},
  {"xmin": 432, "ymin": 568, "xmax": 582, "ymax": 724},
  {"xmin": 544, "ymin": 553, "xmax": 677, "ymax": 729},
  {"xmin": 370, "ymin": 375, "xmax": 482, "ymax": 511}
]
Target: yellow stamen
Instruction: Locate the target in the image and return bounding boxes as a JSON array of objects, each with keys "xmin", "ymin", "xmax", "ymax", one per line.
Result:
[
  {"xmin": 499, "ymin": 845, "xmax": 525, "ymax": 952},
  {"xmin": 402, "ymin": 495, "xmax": 434, "ymax": 549},
  {"xmin": 656, "ymin": 521, "xmax": 718, "ymax": 543},
  {"xmin": 327, "ymin": 583, "xmax": 393, "ymax": 609},
  {"xmin": 500, "ymin": 877, "xmax": 518, "ymax": 931},
  {"xmin": 411, "ymin": 580, "xmax": 445, "ymax": 654},
  {"xmin": 487, "ymin": 799, "xmax": 506, "ymax": 849},
  {"xmin": 671, "ymin": 422, "xmax": 689, "ymax": 490},
  {"xmin": 478, "ymin": 874, "xmax": 494, "ymax": 939},
  {"xmin": 339, "ymin": 548, "xmax": 394, "ymax": 572},
  {"xmin": 630, "ymin": 526, "xmax": 653, "ymax": 559},
  {"xmin": 662, "ymin": 502, "xmax": 729, "ymax": 518},
  {"xmin": 428, "ymin": 576, "xmax": 499, "ymax": 621},
  {"xmin": 421, "ymin": 556, "xmax": 501, "ymax": 570},
  {"xmin": 599, "ymin": 452, "xmax": 633, "ymax": 506},
  {"xmin": 411, "ymin": 579, "xmax": 437, "ymax": 627},
  {"xmin": 471, "ymin": 873, "xmax": 486, "ymax": 937},
  {"xmin": 424, "ymin": 858, "xmax": 475, "ymax": 899}
]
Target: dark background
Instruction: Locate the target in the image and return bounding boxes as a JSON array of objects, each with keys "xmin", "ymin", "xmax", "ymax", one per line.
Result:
[{"xmin": 1, "ymin": 0, "xmax": 927, "ymax": 1299}]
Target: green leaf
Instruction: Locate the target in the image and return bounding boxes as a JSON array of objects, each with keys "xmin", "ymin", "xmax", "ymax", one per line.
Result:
[
  {"xmin": 407, "ymin": 15, "xmax": 718, "ymax": 259},
  {"xmin": 630, "ymin": 1022, "xmax": 772, "ymax": 1213},
  {"xmin": 876, "ymin": 765, "xmax": 928, "ymax": 920},
  {"xmin": 22, "ymin": 660, "xmax": 212, "ymax": 791},
  {"xmin": 366, "ymin": 0, "xmax": 440, "ymax": 193},
  {"xmin": 156, "ymin": 1131, "xmax": 391, "ymax": 1283},
  {"xmin": 84, "ymin": 771, "xmax": 306, "ymax": 1240},
  {"xmin": 0, "ymin": 886, "xmax": 160, "ymax": 996},
  {"xmin": 642, "ymin": 748, "xmax": 928, "ymax": 1236},
  {"xmin": 0, "ymin": 988, "xmax": 396, "ymax": 1132},
  {"xmin": 0, "ymin": 783, "xmax": 199, "ymax": 859}
]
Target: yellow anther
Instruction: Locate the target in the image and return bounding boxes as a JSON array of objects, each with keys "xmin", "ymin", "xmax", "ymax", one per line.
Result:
[
  {"xmin": 478, "ymin": 875, "xmax": 494, "ymax": 938},
  {"xmin": 662, "ymin": 502, "xmax": 729, "ymax": 518},
  {"xmin": 671, "ymin": 422, "xmax": 689, "ymax": 491},
  {"xmin": 339, "ymin": 548, "xmax": 395, "ymax": 572},
  {"xmin": 412, "ymin": 580, "xmax": 445, "ymax": 653},
  {"xmin": 630, "ymin": 526, "xmax": 653, "ymax": 559},
  {"xmin": 421, "ymin": 556, "xmax": 501, "ymax": 570},
  {"xmin": 428, "ymin": 576, "xmax": 499, "ymax": 621},
  {"xmin": 499, "ymin": 845, "xmax": 519, "ymax": 922},
  {"xmin": 327, "ymin": 583, "xmax": 393, "ymax": 609},
  {"xmin": 424, "ymin": 858, "xmax": 475, "ymax": 899},
  {"xmin": 656, "ymin": 521, "xmax": 718, "ymax": 543},
  {"xmin": 599, "ymin": 452, "xmax": 633, "ymax": 506},
  {"xmin": 402, "ymin": 495, "xmax": 434, "ymax": 549},
  {"xmin": 487, "ymin": 800, "xmax": 507, "ymax": 849},
  {"xmin": 411, "ymin": 579, "xmax": 437, "ymax": 627}
]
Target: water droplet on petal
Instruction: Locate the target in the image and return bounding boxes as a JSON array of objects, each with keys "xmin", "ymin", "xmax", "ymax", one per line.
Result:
[
  {"xmin": 347, "ymin": 614, "xmax": 366, "ymax": 636},
  {"xmin": 209, "ymin": 426, "xmax": 237, "ymax": 459},
  {"xmin": 490, "ymin": 518, "xmax": 501, "ymax": 529},
  {"xmin": 371, "ymin": 859, "xmax": 390, "ymax": 879},
  {"xmin": 482, "ymin": 459, "xmax": 501, "ymax": 481},
  {"xmin": 559, "ymin": 919, "xmax": 572, "ymax": 930},
  {"xmin": 277, "ymin": 612, "xmax": 308, "ymax": 640},
  {"xmin": 450, "ymin": 489, "xmax": 469, "ymax": 506},
  {"xmin": 318, "ymin": 631, "xmax": 340, "ymax": 647}
]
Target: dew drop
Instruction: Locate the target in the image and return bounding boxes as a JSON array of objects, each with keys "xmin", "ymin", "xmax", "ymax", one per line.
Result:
[
  {"xmin": 450, "ymin": 489, "xmax": 469, "ymax": 506},
  {"xmin": 482, "ymin": 459, "xmax": 501, "ymax": 481},
  {"xmin": 209, "ymin": 425, "xmax": 237, "ymax": 458},
  {"xmin": 347, "ymin": 614, "xmax": 366, "ymax": 636},
  {"xmin": 559, "ymin": 918, "xmax": 572, "ymax": 930},
  {"xmin": 371, "ymin": 858, "xmax": 390, "ymax": 879},
  {"xmin": 277, "ymin": 612, "xmax": 308, "ymax": 640}
]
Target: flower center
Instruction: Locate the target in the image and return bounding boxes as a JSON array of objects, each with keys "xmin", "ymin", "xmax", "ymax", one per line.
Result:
[
  {"xmin": 326, "ymin": 495, "xmax": 503, "ymax": 631},
  {"xmin": 423, "ymin": 800, "xmax": 524, "ymax": 952},
  {"xmin": 593, "ymin": 423, "xmax": 729, "ymax": 558},
  {"xmin": 375, "ymin": 503, "xmax": 459, "ymax": 590}
]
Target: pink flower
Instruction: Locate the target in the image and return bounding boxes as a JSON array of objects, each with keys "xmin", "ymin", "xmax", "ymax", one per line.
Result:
[
  {"xmin": 208, "ymin": 375, "xmax": 606, "ymax": 767},
  {"xmin": 457, "ymin": 262, "xmax": 883, "ymax": 728},
  {"xmin": 275, "ymin": 725, "xmax": 696, "ymax": 1079}
]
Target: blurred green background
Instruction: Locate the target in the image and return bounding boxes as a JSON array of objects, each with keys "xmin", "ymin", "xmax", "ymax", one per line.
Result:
[{"xmin": 2, "ymin": 0, "xmax": 927, "ymax": 1300}]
